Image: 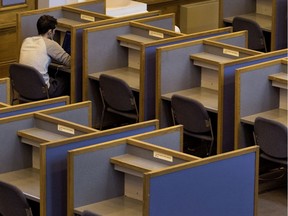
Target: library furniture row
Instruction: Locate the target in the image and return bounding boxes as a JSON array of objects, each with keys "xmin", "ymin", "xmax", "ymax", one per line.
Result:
[{"xmin": 0, "ymin": 97, "xmax": 259, "ymax": 216}]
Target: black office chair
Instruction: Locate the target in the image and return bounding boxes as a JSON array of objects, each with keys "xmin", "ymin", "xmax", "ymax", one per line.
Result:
[
  {"xmin": 0, "ymin": 181, "xmax": 33, "ymax": 216},
  {"xmin": 99, "ymin": 74, "xmax": 139, "ymax": 130},
  {"xmin": 171, "ymin": 94, "xmax": 214, "ymax": 156},
  {"xmin": 254, "ymin": 117, "xmax": 287, "ymax": 180},
  {"xmin": 254, "ymin": 117, "xmax": 287, "ymax": 165},
  {"xmin": 9, "ymin": 63, "xmax": 49, "ymax": 104},
  {"xmin": 82, "ymin": 210, "xmax": 100, "ymax": 216},
  {"xmin": 232, "ymin": 16, "xmax": 267, "ymax": 52}
]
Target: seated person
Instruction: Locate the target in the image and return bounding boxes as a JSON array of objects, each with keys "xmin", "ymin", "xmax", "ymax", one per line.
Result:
[{"xmin": 19, "ymin": 15, "xmax": 71, "ymax": 98}]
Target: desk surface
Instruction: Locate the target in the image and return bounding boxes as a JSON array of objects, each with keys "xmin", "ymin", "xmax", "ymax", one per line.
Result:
[
  {"xmin": 49, "ymin": 62, "xmax": 71, "ymax": 73},
  {"xmin": 191, "ymin": 52, "xmax": 234, "ymax": 65},
  {"xmin": 57, "ymin": 17, "xmax": 84, "ymax": 26},
  {"xmin": 117, "ymin": 34, "xmax": 158, "ymax": 44},
  {"xmin": 88, "ymin": 67, "xmax": 140, "ymax": 91},
  {"xmin": 74, "ymin": 196, "xmax": 142, "ymax": 216},
  {"xmin": 161, "ymin": 87, "xmax": 218, "ymax": 113},
  {"xmin": 0, "ymin": 168, "xmax": 40, "ymax": 202},
  {"xmin": 241, "ymin": 108, "xmax": 288, "ymax": 126},
  {"xmin": 224, "ymin": 13, "xmax": 272, "ymax": 32}
]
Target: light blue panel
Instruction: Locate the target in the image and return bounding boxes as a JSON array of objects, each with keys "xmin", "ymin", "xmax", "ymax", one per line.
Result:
[
  {"xmin": 73, "ymin": 144, "xmax": 126, "ymax": 207},
  {"xmin": 149, "ymin": 152, "xmax": 256, "ymax": 216},
  {"xmin": 2, "ymin": 0, "xmax": 25, "ymax": 6},
  {"xmin": 135, "ymin": 130, "xmax": 181, "ymax": 151},
  {"xmin": 140, "ymin": 17, "xmax": 174, "ymax": 30},
  {"xmin": 73, "ymin": 2, "xmax": 105, "ymax": 14},
  {"xmin": 45, "ymin": 124, "xmax": 157, "ymax": 216},
  {"xmin": 0, "ymin": 84, "xmax": 7, "ymax": 103},
  {"xmin": 0, "ymin": 101, "xmax": 67, "ymax": 118}
]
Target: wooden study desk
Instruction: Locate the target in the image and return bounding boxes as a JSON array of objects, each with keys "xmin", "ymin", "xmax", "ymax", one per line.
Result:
[
  {"xmin": 223, "ymin": 13, "xmax": 272, "ymax": 32},
  {"xmin": 0, "ymin": 168, "xmax": 40, "ymax": 202},
  {"xmin": 241, "ymin": 108, "xmax": 288, "ymax": 126},
  {"xmin": 88, "ymin": 67, "xmax": 140, "ymax": 92},
  {"xmin": 268, "ymin": 72, "xmax": 288, "ymax": 89},
  {"xmin": 161, "ymin": 87, "xmax": 218, "ymax": 113}
]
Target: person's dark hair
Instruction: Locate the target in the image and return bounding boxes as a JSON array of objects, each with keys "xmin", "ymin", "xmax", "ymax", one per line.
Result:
[{"xmin": 37, "ymin": 15, "xmax": 58, "ymax": 35}]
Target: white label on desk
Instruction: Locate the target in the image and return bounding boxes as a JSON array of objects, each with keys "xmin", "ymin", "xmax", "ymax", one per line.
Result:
[
  {"xmin": 57, "ymin": 125, "xmax": 75, "ymax": 135},
  {"xmin": 223, "ymin": 48, "xmax": 239, "ymax": 57},
  {"xmin": 153, "ymin": 151, "xmax": 173, "ymax": 162},
  {"xmin": 149, "ymin": 30, "xmax": 164, "ymax": 38},
  {"xmin": 80, "ymin": 14, "xmax": 95, "ymax": 22}
]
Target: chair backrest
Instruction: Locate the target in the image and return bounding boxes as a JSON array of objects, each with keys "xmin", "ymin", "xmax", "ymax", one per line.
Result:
[
  {"xmin": 0, "ymin": 181, "xmax": 33, "ymax": 216},
  {"xmin": 99, "ymin": 74, "xmax": 136, "ymax": 112},
  {"xmin": 232, "ymin": 16, "xmax": 267, "ymax": 52},
  {"xmin": 254, "ymin": 117, "xmax": 287, "ymax": 159},
  {"xmin": 9, "ymin": 63, "xmax": 49, "ymax": 101},
  {"xmin": 171, "ymin": 94, "xmax": 211, "ymax": 133}
]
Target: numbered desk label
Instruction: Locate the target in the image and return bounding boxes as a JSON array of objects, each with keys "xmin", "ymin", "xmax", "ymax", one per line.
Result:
[
  {"xmin": 58, "ymin": 124, "xmax": 75, "ymax": 135},
  {"xmin": 153, "ymin": 151, "xmax": 173, "ymax": 162}
]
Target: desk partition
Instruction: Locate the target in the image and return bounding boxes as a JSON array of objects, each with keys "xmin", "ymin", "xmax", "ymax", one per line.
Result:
[
  {"xmin": 83, "ymin": 19, "xmax": 233, "ymax": 128},
  {"xmin": 0, "ymin": 96, "xmax": 69, "ymax": 118},
  {"xmin": 68, "ymin": 134, "xmax": 258, "ymax": 216},
  {"xmin": 235, "ymin": 58, "xmax": 288, "ymax": 148},
  {"xmin": 40, "ymin": 119, "xmax": 159, "ymax": 216},
  {"xmin": 156, "ymin": 37, "xmax": 287, "ymax": 153},
  {"xmin": 219, "ymin": 0, "xmax": 287, "ymax": 51},
  {"xmin": 0, "ymin": 77, "xmax": 10, "ymax": 104}
]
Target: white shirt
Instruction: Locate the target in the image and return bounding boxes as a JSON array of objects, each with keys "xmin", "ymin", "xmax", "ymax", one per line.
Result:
[{"xmin": 19, "ymin": 36, "xmax": 70, "ymax": 88}]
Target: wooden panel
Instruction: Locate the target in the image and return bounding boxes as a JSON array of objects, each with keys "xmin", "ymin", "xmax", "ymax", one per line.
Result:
[{"xmin": 0, "ymin": 0, "xmax": 35, "ymax": 78}]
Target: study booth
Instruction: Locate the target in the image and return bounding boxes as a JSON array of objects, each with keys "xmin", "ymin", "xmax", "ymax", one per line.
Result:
[
  {"xmin": 82, "ymin": 16, "xmax": 234, "ymax": 128},
  {"xmin": 67, "ymin": 125, "xmax": 259, "ymax": 216},
  {"xmin": 0, "ymin": 77, "xmax": 10, "ymax": 104},
  {"xmin": 17, "ymin": 1, "xmax": 161, "ymax": 103},
  {"xmin": 156, "ymin": 36, "xmax": 287, "ymax": 154},
  {"xmin": 40, "ymin": 119, "xmax": 159, "ymax": 216},
  {"xmin": 219, "ymin": 0, "xmax": 287, "ymax": 51},
  {"xmin": 234, "ymin": 57, "xmax": 288, "ymax": 149}
]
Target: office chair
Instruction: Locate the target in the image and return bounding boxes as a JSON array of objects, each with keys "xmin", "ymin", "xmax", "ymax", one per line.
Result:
[
  {"xmin": 171, "ymin": 94, "xmax": 214, "ymax": 156},
  {"xmin": 82, "ymin": 210, "xmax": 100, "ymax": 216},
  {"xmin": 232, "ymin": 16, "xmax": 267, "ymax": 52},
  {"xmin": 254, "ymin": 117, "xmax": 287, "ymax": 180},
  {"xmin": 254, "ymin": 117, "xmax": 287, "ymax": 165},
  {"xmin": 9, "ymin": 63, "xmax": 49, "ymax": 104},
  {"xmin": 99, "ymin": 74, "xmax": 139, "ymax": 130},
  {"xmin": 0, "ymin": 181, "xmax": 33, "ymax": 216}
]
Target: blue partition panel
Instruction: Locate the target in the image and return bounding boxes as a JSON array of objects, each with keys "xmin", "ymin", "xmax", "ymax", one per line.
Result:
[
  {"xmin": 221, "ymin": 52, "xmax": 287, "ymax": 152},
  {"xmin": 0, "ymin": 83, "xmax": 8, "ymax": 104},
  {"xmin": 149, "ymin": 152, "xmax": 256, "ymax": 216},
  {"xmin": 0, "ymin": 101, "xmax": 67, "ymax": 118},
  {"xmin": 43, "ymin": 124, "xmax": 157, "ymax": 216}
]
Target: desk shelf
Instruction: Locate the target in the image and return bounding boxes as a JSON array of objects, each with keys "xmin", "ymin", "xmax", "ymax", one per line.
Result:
[
  {"xmin": 268, "ymin": 72, "xmax": 288, "ymax": 89},
  {"xmin": 240, "ymin": 108, "xmax": 288, "ymax": 125},
  {"xmin": 88, "ymin": 67, "xmax": 140, "ymax": 91},
  {"xmin": 75, "ymin": 196, "xmax": 142, "ymax": 216},
  {"xmin": 161, "ymin": 87, "xmax": 218, "ymax": 113},
  {"xmin": 0, "ymin": 168, "xmax": 40, "ymax": 202},
  {"xmin": 18, "ymin": 128, "xmax": 68, "ymax": 147}
]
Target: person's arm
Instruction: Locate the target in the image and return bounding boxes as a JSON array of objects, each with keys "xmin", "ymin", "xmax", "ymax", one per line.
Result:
[{"xmin": 45, "ymin": 38, "xmax": 71, "ymax": 67}]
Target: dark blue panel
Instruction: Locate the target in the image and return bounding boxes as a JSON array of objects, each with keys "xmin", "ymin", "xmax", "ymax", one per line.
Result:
[
  {"xmin": 0, "ymin": 102, "xmax": 66, "ymax": 118},
  {"xmin": 149, "ymin": 152, "xmax": 256, "ymax": 216},
  {"xmin": 45, "ymin": 125, "xmax": 156, "ymax": 216}
]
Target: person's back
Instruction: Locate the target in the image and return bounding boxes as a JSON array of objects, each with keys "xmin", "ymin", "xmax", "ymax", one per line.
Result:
[{"xmin": 19, "ymin": 15, "xmax": 71, "ymax": 98}]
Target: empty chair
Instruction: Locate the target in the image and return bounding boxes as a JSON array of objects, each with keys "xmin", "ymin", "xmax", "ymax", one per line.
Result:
[
  {"xmin": 232, "ymin": 16, "xmax": 267, "ymax": 52},
  {"xmin": 99, "ymin": 74, "xmax": 139, "ymax": 130},
  {"xmin": 171, "ymin": 94, "xmax": 214, "ymax": 156},
  {"xmin": 254, "ymin": 117, "xmax": 287, "ymax": 165},
  {"xmin": 0, "ymin": 181, "xmax": 33, "ymax": 216},
  {"xmin": 9, "ymin": 63, "xmax": 49, "ymax": 104}
]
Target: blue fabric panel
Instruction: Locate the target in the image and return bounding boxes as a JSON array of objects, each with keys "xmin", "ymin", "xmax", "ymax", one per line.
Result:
[
  {"xmin": 0, "ymin": 101, "xmax": 67, "ymax": 118},
  {"xmin": 45, "ymin": 125, "xmax": 156, "ymax": 216},
  {"xmin": 2, "ymin": 0, "xmax": 25, "ymax": 6},
  {"xmin": 222, "ymin": 53, "xmax": 287, "ymax": 152},
  {"xmin": 149, "ymin": 152, "xmax": 256, "ymax": 216}
]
